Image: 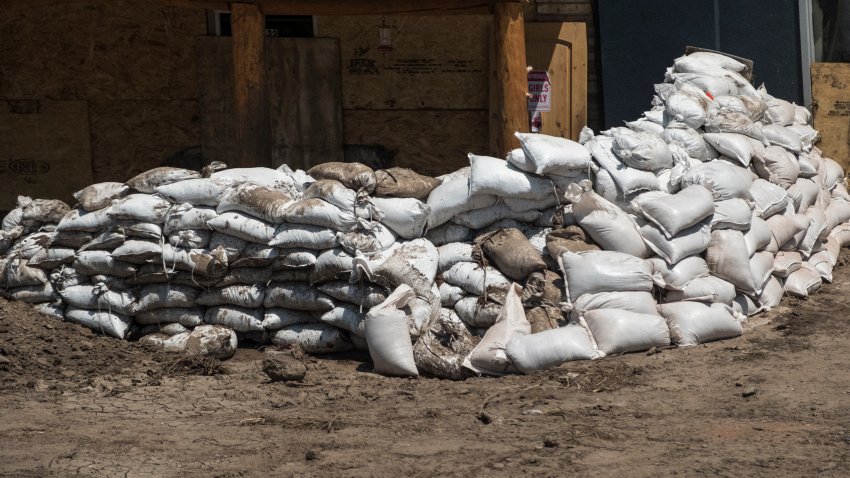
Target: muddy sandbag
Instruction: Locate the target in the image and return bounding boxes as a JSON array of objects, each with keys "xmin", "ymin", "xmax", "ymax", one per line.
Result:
[
  {"xmin": 230, "ymin": 243, "xmax": 279, "ymax": 268},
  {"xmin": 659, "ymin": 302, "xmax": 742, "ymax": 346},
  {"xmin": 185, "ymin": 325, "xmax": 238, "ymax": 359},
  {"xmin": 7, "ymin": 282, "xmax": 56, "ymax": 304},
  {"xmin": 283, "ymin": 198, "xmax": 358, "ymax": 232},
  {"xmin": 319, "ymin": 304, "xmax": 365, "ymax": 337},
  {"xmin": 441, "ymin": 262, "xmax": 510, "ymax": 303},
  {"xmin": 582, "ymin": 309, "xmax": 670, "ymax": 356},
  {"xmin": 338, "ymin": 224, "xmax": 397, "ymax": 254},
  {"xmin": 168, "ymin": 229, "xmax": 211, "ymax": 249},
  {"xmin": 127, "ymin": 167, "xmax": 201, "ymax": 193},
  {"xmin": 262, "ymin": 308, "xmax": 316, "ymax": 330},
  {"xmin": 506, "ymin": 324, "xmax": 599, "ymax": 372},
  {"xmin": 211, "ymin": 167, "xmax": 299, "ymax": 192},
  {"xmin": 111, "ymin": 240, "xmax": 162, "ymax": 264},
  {"xmin": 155, "ymin": 178, "xmax": 232, "ymax": 206},
  {"xmin": 1, "ymin": 257, "xmax": 49, "ymax": 288},
  {"xmin": 27, "ymin": 247, "xmax": 76, "ymax": 269},
  {"xmin": 273, "ymin": 249, "xmax": 318, "ymax": 270},
  {"xmin": 413, "ymin": 308, "xmax": 476, "ymax": 380},
  {"xmin": 439, "ymin": 282, "xmax": 466, "ymax": 307},
  {"xmin": 58, "ymin": 283, "xmax": 138, "ymax": 316},
  {"xmin": 197, "ymin": 283, "xmax": 265, "ymax": 308},
  {"xmin": 365, "ymin": 238, "xmax": 438, "ymax": 298},
  {"xmin": 65, "ymin": 306, "xmax": 132, "ymax": 339},
  {"xmin": 271, "ymin": 323, "xmax": 353, "ymax": 354},
  {"xmin": 134, "ymin": 307, "xmax": 204, "ymax": 327},
  {"xmin": 204, "ymin": 306, "xmax": 264, "ymax": 332},
  {"xmin": 56, "ymin": 208, "xmax": 113, "ymax": 232},
  {"xmin": 207, "ymin": 211, "xmax": 275, "ymax": 244},
  {"xmin": 477, "ymin": 228, "xmax": 546, "ymax": 281},
  {"xmin": 160, "ymin": 244, "xmax": 228, "ymax": 277},
  {"xmin": 453, "ymin": 296, "xmax": 501, "ymax": 328},
  {"xmin": 263, "ymin": 282, "xmax": 334, "ymax": 311},
  {"xmin": 108, "ymin": 194, "xmax": 172, "ymax": 223},
  {"xmin": 216, "ymin": 182, "xmax": 294, "ymax": 222},
  {"xmin": 162, "ymin": 205, "xmax": 218, "ymax": 235},
  {"xmin": 559, "ymin": 250, "xmax": 654, "ymax": 303},
  {"xmin": 437, "ymin": 242, "xmax": 475, "ymax": 274},
  {"xmin": 545, "ymin": 226, "xmax": 599, "ymax": 257},
  {"xmin": 270, "ymin": 223, "xmax": 339, "ymax": 249},
  {"xmin": 318, "ymin": 281, "xmax": 388, "ymax": 308},
  {"xmin": 451, "ymin": 203, "xmax": 541, "ymax": 230},
  {"xmin": 374, "ymin": 167, "xmax": 441, "ymax": 200},
  {"xmin": 364, "ymin": 284, "xmax": 418, "ymax": 377},
  {"xmin": 310, "ymin": 248, "xmax": 355, "ymax": 284},
  {"xmin": 463, "ymin": 283, "xmax": 530, "ymax": 376},
  {"xmin": 424, "ymin": 222, "xmax": 473, "ymax": 246},
  {"xmin": 307, "ymin": 162, "xmax": 377, "ymax": 193},
  {"xmin": 74, "ymin": 182, "xmax": 130, "ymax": 211},
  {"xmin": 135, "ymin": 284, "xmax": 200, "ymax": 312},
  {"xmin": 522, "ymin": 270, "xmax": 564, "ymax": 307},
  {"xmin": 73, "ymin": 251, "xmax": 136, "ymax": 278}
]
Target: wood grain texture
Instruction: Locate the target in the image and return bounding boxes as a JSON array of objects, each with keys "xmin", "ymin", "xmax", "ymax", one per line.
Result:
[
  {"xmin": 232, "ymin": 2, "xmax": 271, "ymax": 168},
  {"xmin": 196, "ymin": 37, "xmax": 238, "ymax": 166},
  {"xmin": 493, "ymin": 1, "xmax": 528, "ymax": 156},
  {"xmin": 812, "ymin": 63, "xmax": 850, "ymax": 169},
  {"xmin": 0, "ymin": 100, "xmax": 93, "ymax": 209}
]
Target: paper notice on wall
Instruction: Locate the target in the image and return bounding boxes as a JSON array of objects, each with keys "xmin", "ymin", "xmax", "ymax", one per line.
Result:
[{"xmin": 528, "ymin": 71, "xmax": 551, "ymax": 112}]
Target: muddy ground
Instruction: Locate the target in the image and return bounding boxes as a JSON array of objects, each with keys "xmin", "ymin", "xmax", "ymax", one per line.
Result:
[{"xmin": 3, "ymin": 263, "xmax": 850, "ymax": 477}]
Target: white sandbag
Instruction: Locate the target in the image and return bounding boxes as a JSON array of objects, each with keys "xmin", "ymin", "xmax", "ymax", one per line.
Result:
[
  {"xmin": 798, "ymin": 207, "xmax": 828, "ymax": 256},
  {"xmin": 425, "ymin": 170, "xmax": 498, "ymax": 229},
  {"xmin": 0, "ymin": 227, "xmax": 22, "ymax": 254},
  {"xmin": 338, "ymin": 224, "xmax": 397, "ymax": 254},
  {"xmin": 569, "ymin": 182, "xmax": 649, "ymax": 257},
  {"xmin": 663, "ymin": 275, "xmax": 737, "ymax": 305},
  {"xmin": 665, "ymin": 90, "xmax": 712, "ymax": 129},
  {"xmin": 451, "ymin": 202, "xmax": 541, "ymax": 230},
  {"xmin": 120, "ymin": 221, "xmax": 163, "ymax": 240},
  {"xmin": 437, "ymin": 242, "xmax": 475, "ymax": 273},
  {"xmin": 204, "ymin": 306, "xmax": 264, "ymax": 332},
  {"xmin": 160, "ymin": 244, "xmax": 228, "ymax": 277},
  {"xmin": 823, "ymin": 234, "xmax": 841, "ymax": 266},
  {"xmin": 506, "ymin": 324, "xmax": 599, "ymax": 372},
  {"xmin": 27, "ymin": 247, "xmax": 76, "ymax": 269},
  {"xmin": 826, "ymin": 199, "xmax": 850, "ymax": 231},
  {"xmin": 797, "ymin": 151, "xmax": 820, "ymax": 178},
  {"xmin": 659, "ymin": 302, "xmax": 742, "ymax": 346},
  {"xmin": 514, "ymin": 132, "xmax": 591, "ymax": 175},
  {"xmin": 762, "ymin": 95, "xmax": 796, "ymax": 126},
  {"xmin": 808, "ymin": 250, "xmax": 834, "ymax": 282},
  {"xmin": 217, "ymin": 182, "xmax": 294, "ymax": 222},
  {"xmin": 587, "ymin": 137, "xmax": 660, "ymax": 195},
  {"xmin": 788, "ymin": 123, "xmax": 819, "ymax": 151},
  {"xmin": 750, "ymin": 251, "xmax": 775, "ymax": 294},
  {"xmin": 107, "ymin": 194, "xmax": 171, "ymax": 223},
  {"xmin": 162, "ymin": 205, "xmax": 217, "ymax": 235},
  {"xmin": 264, "ymin": 282, "xmax": 334, "ymax": 311},
  {"xmin": 207, "ymin": 211, "xmax": 275, "ymax": 244},
  {"xmin": 711, "ymin": 198, "xmax": 753, "ymax": 230},
  {"xmin": 748, "ymin": 179, "xmax": 788, "ymax": 219},
  {"xmin": 424, "ymin": 222, "xmax": 472, "ymax": 246},
  {"xmin": 196, "ymin": 284, "xmax": 264, "ymax": 308},
  {"xmin": 752, "ymin": 146, "xmax": 799, "ymax": 188},
  {"xmin": 468, "ymin": 154, "xmax": 552, "ymax": 200},
  {"xmin": 168, "ymin": 229, "xmax": 211, "ymax": 249},
  {"xmin": 371, "ymin": 197, "xmax": 429, "ymax": 239},
  {"xmin": 73, "ymin": 251, "xmax": 136, "ymax": 278},
  {"xmin": 320, "ymin": 305, "xmax": 365, "ymax": 337},
  {"xmin": 134, "ymin": 308, "xmax": 204, "ymax": 327},
  {"xmin": 819, "ymin": 158, "xmax": 845, "ymax": 191},
  {"xmin": 684, "ymin": 51, "xmax": 747, "ymax": 72},
  {"xmin": 706, "ymin": 229, "xmax": 756, "ymax": 293},
  {"xmin": 636, "ymin": 185, "xmax": 714, "ymax": 238},
  {"xmin": 211, "ymin": 167, "xmax": 298, "ymax": 192},
  {"xmin": 318, "ymin": 281, "xmax": 388, "ymax": 309},
  {"xmin": 135, "ymin": 283, "xmax": 199, "ymax": 312},
  {"xmin": 611, "ymin": 130, "xmax": 673, "ymax": 171},
  {"xmin": 282, "ymin": 198, "xmax": 358, "ymax": 232},
  {"xmin": 662, "ymin": 125, "xmax": 717, "ymax": 161},
  {"xmin": 73, "ymin": 182, "xmax": 130, "ymax": 211},
  {"xmin": 786, "ymin": 178, "xmax": 820, "ymax": 213},
  {"xmin": 59, "ymin": 284, "xmax": 138, "ymax": 316},
  {"xmin": 704, "ymin": 109, "xmax": 765, "ymax": 142},
  {"xmin": 127, "ymin": 167, "xmax": 201, "ymax": 193},
  {"xmin": 8, "ymin": 282, "xmax": 57, "ymax": 304},
  {"xmin": 782, "ymin": 264, "xmax": 821, "ymax": 298},
  {"xmin": 439, "ymin": 282, "xmax": 466, "ymax": 307},
  {"xmin": 681, "ymin": 160, "xmax": 753, "ymax": 201},
  {"xmin": 310, "ymin": 248, "xmax": 355, "ymax": 284},
  {"xmin": 1, "ymin": 257, "xmax": 48, "ymax": 288},
  {"xmin": 270, "ymin": 223, "xmax": 339, "ymax": 249},
  {"xmin": 271, "ymin": 323, "xmax": 352, "ymax": 354},
  {"xmin": 640, "ymin": 220, "xmax": 711, "ymax": 264},
  {"xmin": 453, "ymin": 297, "xmax": 501, "ymax": 328},
  {"xmin": 583, "ymin": 309, "xmax": 670, "ymax": 356},
  {"xmin": 559, "ymin": 250, "xmax": 654, "ymax": 302},
  {"xmin": 273, "ymin": 248, "xmax": 317, "ymax": 270},
  {"xmin": 766, "ymin": 212, "xmax": 809, "ymax": 248},
  {"xmin": 463, "ymin": 283, "xmax": 530, "ymax": 375},
  {"xmin": 649, "ymin": 256, "xmax": 709, "ymax": 290},
  {"xmin": 502, "ymin": 195, "xmax": 559, "ymax": 213},
  {"xmin": 626, "ymin": 118, "xmax": 665, "ymax": 135},
  {"xmin": 441, "ymin": 261, "xmax": 510, "ymax": 300},
  {"xmin": 55, "ymin": 207, "xmax": 113, "ymax": 232},
  {"xmin": 155, "ymin": 178, "xmax": 231, "ymax": 206},
  {"xmin": 363, "ymin": 284, "xmax": 418, "ymax": 376},
  {"xmin": 363, "ymin": 238, "xmax": 438, "ymax": 301},
  {"xmin": 569, "ymin": 291, "xmax": 658, "ymax": 321},
  {"xmin": 111, "ymin": 240, "xmax": 162, "ymax": 264},
  {"xmin": 506, "ymin": 147, "xmax": 534, "ymax": 172},
  {"xmin": 77, "ymin": 228, "xmax": 125, "ymax": 252},
  {"xmin": 732, "ymin": 292, "xmax": 762, "ymax": 317},
  {"xmin": 703, "ymin": 133, "xmax": 755, "ymax": 167},
  {"xmin": 758, "ymin": 276, "xmax": 783, "ymax": 309},
  {"xmin": 65, "ymin": 307, "xmax": 132, "ymax": 339},
  {"xmin": 185, "ymin": 325, "xmax": 238, "ymax": 360},
  {"xmin": 762, "ymin": 124, "xmax": 803, "ymax": 152},
  {"xmin": 262, "ymin": 308, "xmax": 315, "ymax": 330},
  {"xmin": 744, "ymin": 216, "xmax": 772, "ymax": 255}
]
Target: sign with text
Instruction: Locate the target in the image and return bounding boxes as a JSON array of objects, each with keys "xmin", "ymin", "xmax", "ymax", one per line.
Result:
[{"xmin": 527, "ymin": 70, "xmax": 551, "ymax": 112}]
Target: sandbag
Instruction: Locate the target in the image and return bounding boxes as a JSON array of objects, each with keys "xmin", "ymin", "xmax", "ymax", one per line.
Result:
[
  {"xmin": 271, "ymin": 323, "xmax": 353, "ymax": 354},
  {"xmin": 338, "ymin": 224, "xmax": 397, "ymax": 254},
  {"xmin": 640, "ymin": 220, "xmax": 711, "ymax": 264},
  {"xmin": 758, "ymin": 276, "xmax": 784, "ymax": 309},
  {"xmin": 783, "ymin": 264, "xmax": 821, "ymax": 298},
  {"xmin": 663, "ymin": 275, "xmax": 737, "ymax": 305},
  {"xmin": 155, "ymin": 178, "xmax": 231, "ymax": 206},
  {"xmin": 659, "ymin": 302, "xmax": 742, "ymax": 346},
  {"xmin": 706, "ymin": 229, "xmax": 756, "ymax": 293},
  {"xmin": 135, "ymin": 283, "xmax": 199, "ymax": 312},
  {"xmin": 319, "ymin": 305, "xmax": 365, "ymax": 337},
  {"xmin": 611, "ymin": 130, "xmax": 673, "ymax": 171},
  {"xmin": 318, "ymin": 281, "xmax": 388, "ymax": 308},
  {"xmin": 310, "ymin": 248, "xmax": 355, "ymax": 284},
  {"xmin": 665, "ymin": 90, "xmax": 712, "ymax": 129},
  {"xmin": 7, "ymin": 282, "xmax": 57, "ymax": 304},
  {"xmin": 134, "ymin": 307, "xmax": 204, "ymax": 327},
  {"xmin": 750, "ymin": 251, "xmax": 775, "ymax": 294},
  {"xmin": 111, "ymin": 240, "xmax": 162, "ymax": 264},
  {"xmin": 437, "ymin": 242, "xmax": 475, "ymax": 274},
  {"xmin": 73, "ymin": 251, "xmax": 136, "ymax": 278},
  {"xmin": 264, "ymin": 282, "xmax": 334, "ymax": 311},
  {"xmin": 798, "ymin": 207, "xmax": 828, "ymax": 256},
  {"xmin": 282, "ymin": 198, "xmax": 358, "ymax": 232},
  {"xmin": 371, "ymin": 197, "xmax": 429, "ymax": 239},
  {"xmin": 514, "ymin": 132, "xmax": 591, "ymax": 175},
  {"xmin": 649, "ymin": 256, "xmax": 709, "ymax": 290},
  {"xmin": 168, "ymin": 229, "xmax": 211, "ymax": 249},
  {"xmin": 74, "ymin": 182, "xmax": 130, "ymax": 211},
  {"xmin": 762, "ymin": 124, "xmax": 803, "ymax": 152},
  {"xmin": 451, "ymin": 202, "xmax": 541, "ymax": 230},
  {"xmin": 58, "ymin": 284, "xmax": 138, "ymax": 316},
  {"xmin": 197, "ymin": 283, "xmax": 264, "ymax": 308},
  {"xmin": 211, "ymin": 167, "xmax": 299, "ymax": 192},
  {"xmin": 439, "ymin": 282, "xmax": 466, "ymax": 307},
  {"xmin": 108, "ymin": 194, "xmax": 171, "ymax": 223},
  {"xmin": 752, "ymin": 146, "xmax": 800, "ymax": 189},
  {"xmin": 65, "ymin": 307, "xmax": 132, "ymax": 339},
  {"xmin": 425, "ymin": 170, "xmax": 497, "ymax": 229},
  {"xmin": 270, "ymin": 223, "xmax": 339, "ymax": 249},
  {"xmin": 424, "ymin": 222, "xmax": 473, "ymax": 246},
  {"xmin": 27, "ymin": 247, "xmax": 76, "ymax": 269},
  {"xmin": 463, "ymin": 283, "xmax": 530, "ymax": 376},
  {"xmin": 767, "ymin": 212, "xmax": 809, "ymax": 248},
  {"xmin": 442, "ymin": 261, "xmax": 510, "ymax": 302},
  {"xmin": 744, "ymin": 216, "xmax": 773, "ymax": 256},
  {"xmin": 216, "ymin": 182, "xmax": 294, "ymax": 222},
  {"xmin": 205, "ymin": 211, "xmax": 275, "ymax": 244},
  {"xmin": 127, "ymin": 167, "xmax": 201, "ymax": 193},
  {"xmin": 55, "ymin": 208, "xmax": 113, "ymax": 232},
  {"xmin": 587, "ymin": 137, "xmax": 660, "ymax": 195},
  {"xmin": 185, "ymin": 325, "xmax": 238, "ymax": 360},
  {"xmin": 662, "ymin": 125, "xmax": 717, "ymax": 161},
  {"xmin": 307, "ymin": 162, "xmax": 377, "ymax": 193},
  {"xmin": 569, "ymin": 182, "xmax": 649, "ymax": 257},
  {"xmin": 711, "ymin": 198, "xmax": 753, "ymax": 230},
  {"xmin": 681, "ymin": 160, "xmax": 753, "ymax": 201},
  {"xmin": 569, "ymin": 291, "xmax": 658, "ymax": 321},
  {"xmin": 506, "ymin": 324, "xmax": 599, "ymax": 372},
  {"xmin": 704, "ymin": 109, "xmax": 765, "ymax": 142},
  {"xmin": 559, "ymin": 250, "xmax": 654, "ymax": 302},
  {"xmin": 453, "ymin": 297, "xmax": 501, "ymax": 328},
  {"xmin": 468, "ymin": 154, "xmax": 552, "ymax": 200},
  {"xmin": 703, "ymin": 133, "xmax": 755, "ymax": 167},
  {"xmin": 636, "ymin": 185, "xmax": 714, "ymax": 238},
  {"xmin": 160, "ymin": 244, "xmax": 228, "ymax": 277},
  {"xmin": 787, "ymin": 178, "xmax": 820, "ymax": 213},
  {"xmin": 477, "ymin": 228, "xmax": 546, "ymax": 281},
  {"xmin": 412, "ymin": 308, "xmax": 477, "ymax": 380},
  {"xmin": 582, "ymin": 309, "xmax": 670, "ymax": 356},
  {"xmin": 375, "ymin": 167, "xmax": 441, "ymax": 200},
  {"xmin": 545, "ymin": 226, "xmax": 599, "ymax": 257},
  {"xmin": 826, "ymin": 199, "xmax": 850, "ymax": 232},
  {"xmin": 262, "ymin": 308, "xmax": 316, "ymax": 330},
  {"xmin": 773, "ymin": 251, "xmax": 803, "ymax": 277},
  {"xmin": 366, "ymin": 238, "xmax": 438, "ymax": 299},
  {"xmin": 204, "ymin": 306, "xmax": 264, "ymax": 332},
  {"xmin": 809, "ymin": 250, "xmax": 834, "ymax": 282},
  {"xmin": 364, "ymin": 284, "xmax": 418, "ymax": 377}
]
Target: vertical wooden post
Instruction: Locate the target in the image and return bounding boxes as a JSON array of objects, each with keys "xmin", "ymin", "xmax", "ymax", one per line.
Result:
[
  {"xmin": 493, "ymin": 0, "xmax": 528, "ymax": 157},
  {"xmin": 231, "ymin": 2, "xmax": 270, "ymax": 167}
]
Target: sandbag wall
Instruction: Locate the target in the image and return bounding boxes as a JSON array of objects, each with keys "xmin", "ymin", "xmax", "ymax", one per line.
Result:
[{"xmin": 1, "ymin": 50, "xmax": 848, "ymax": 378}]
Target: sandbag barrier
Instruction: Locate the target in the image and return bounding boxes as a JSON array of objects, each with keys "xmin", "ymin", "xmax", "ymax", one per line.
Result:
[{"xmin": 1, "ymin": 51, "xmax": 848, "ymax": 377}]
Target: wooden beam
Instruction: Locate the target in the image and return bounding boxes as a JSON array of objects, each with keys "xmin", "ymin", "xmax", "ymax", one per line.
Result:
[
  {"xmin": 231, "ymin": 2, "xmax": 271, "ymax": 168},
  {"xmin": 492, "ymin": 0, "xmax": 528, "ymax": 157},
  {"xmin": 261, "ymin": 0, "xmax": 490, "ymax": 15}
]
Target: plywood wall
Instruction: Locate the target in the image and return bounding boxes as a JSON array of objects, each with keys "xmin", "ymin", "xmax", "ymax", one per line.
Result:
[{"xmin": 812, "ymin": 63, "xmax": 850, "ymax": 170}]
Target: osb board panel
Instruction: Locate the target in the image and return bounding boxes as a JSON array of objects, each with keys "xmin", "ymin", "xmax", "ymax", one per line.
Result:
[
  {"xmin": 812, "ymin": 63, "xmax": 850, "ymax": 169},
  {"xmin": 0, "ymin": 100, "xmax": 93, "ymax": 210},
  {"xmin": 343, "ymin": 110, "xmax": 489, "ymax": 176},
  {"xmin": 1, "ymin": 1, "xmax": 206, "ymax": 100},
  {"xmin": 89, "ymin": 100, "xmax": 200, "ymax": 183},
  {"xmin": 316, "ymin": 15, "xmax": 490, "ymax": 110},
  {"xmin": 267, "ymin": 38, "xmax": 344, "ymax": 170},
  {"xmin": 196, "ymin": 37, "xmax": 237, "ymax": 166}
]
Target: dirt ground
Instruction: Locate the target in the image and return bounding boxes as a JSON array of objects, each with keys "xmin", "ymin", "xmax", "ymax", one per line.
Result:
[{"xmin": 3, "ymin": 262, "xmax": 850, "ymax": 478}]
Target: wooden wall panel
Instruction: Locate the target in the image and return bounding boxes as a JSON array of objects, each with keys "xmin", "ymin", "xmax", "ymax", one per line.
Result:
[
  {"xmin": 343, "ymin": 110, "xmax": 489, "ymax": 176},
  {"xmin": 1, "ymin": 1, "xmax": 206, "ymax": 100},
  {"xmin": 812, "ymin": 63, "xmax": 850, "ymax": 169},
  {"xmin": 316, "ymin": 15, "xmax": 491, "ymax": 110},
  {"xmin": 89, "ymin": 100, "xmax": 200, "ymax": 183},
  {"xmin": 0, "ymin": 100, "xmax": 93, "ymax": 209},
  {"xmin": 196, "ymin": 38, "xmax": 238, "ymax": 166}
]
